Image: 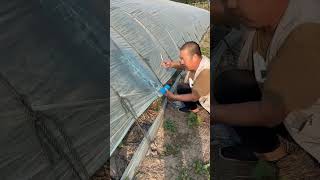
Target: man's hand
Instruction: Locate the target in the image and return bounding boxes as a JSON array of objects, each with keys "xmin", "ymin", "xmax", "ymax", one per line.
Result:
[
  {"xmin": 164, "ymin": 90, "xmax": 175, "ymax": 101},
  {"xmin": 161, "ymin": 60, "xmax": 184, "ymax": 70},
  {"xmin": 165, "ymin": 90, "xmax": 200, "ymax": 102},
  {"xmin": 161, "ymin": 60, "xmax": 173, "ymax": 69}
]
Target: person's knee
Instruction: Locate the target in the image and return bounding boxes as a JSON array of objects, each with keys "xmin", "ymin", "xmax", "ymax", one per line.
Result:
[
  {"xmin": 213, "ymin": 69, "xmax": 261, "ymax": 104},
  {"xmin": 176, "ymin": 83, "xmax": 184, "ymax": 94},
  {"xmin": 177, "ymin": 83, "xmax": 191, "ymax": 94},
  {"xmin": 177, "ymin": 83, "xmax": 185, "ymax": 90}
]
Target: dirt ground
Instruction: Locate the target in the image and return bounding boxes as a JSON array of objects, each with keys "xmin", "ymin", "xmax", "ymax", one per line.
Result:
[{"xmin": 135, "ymin": 104, "xmax": 210, "ymax": 180}]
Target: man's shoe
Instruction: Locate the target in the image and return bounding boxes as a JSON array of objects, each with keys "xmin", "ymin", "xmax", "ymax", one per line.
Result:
[
  {"xmin": 170, "ymin": 101, "xmax": 184, "ymax": 109},
  {"xmin": 178, "ymin": 107, "xmax": 191, "ymax": 113},
  {"xmin": 220, "ymin": 145, "xmax": 258, "ymax": 161},
  {"xmin": 213, "ymin": 145, "xmax": 278, "ymax": 180}
]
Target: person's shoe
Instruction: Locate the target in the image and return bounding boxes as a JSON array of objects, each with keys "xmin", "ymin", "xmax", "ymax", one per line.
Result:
[
  {"xmin": 179, "ymin": 106, "xmax": 199, "ymax": 113},
  {"xmin": 220, "ymin": 145, "xmax": 258, "ymax": 161},
  {"xmin": 170, "ymin": 101, "xmax": 184, "ymax": 109},
  {"xmin": 178, "ymin": 107, "xmax": 191, "ymax": 113},
  {"xmin": 214, "ymin": 145, "xmax": 278, "ymax": 180}
]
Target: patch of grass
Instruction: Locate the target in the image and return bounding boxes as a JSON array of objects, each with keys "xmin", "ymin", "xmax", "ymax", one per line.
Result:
[
  {"xmin": 187, "ymin": 112, "xmax": 202, "ymax": 128},
  {"xmin": 156, "ymin": 98, "xmax": 163, "ymax": 112},
  {"xmin": 163, "ymin": 119, "xmax": 176, "ymax": 133},
  {"xmin": 189, "ymin": 1, "xmax": 210, "ymax": 11},
  {"xmin": 252, "ymin": 160, "xmax": 277, "ymax": 180},
  {"xmin": 200, "ymin": 29, "xmax": 210, "ymax": 58},
  {"xmin": 193, "ymin": 160, "xmax": 210, "ymax": 176},
  {"xmin": 164, "ymin": 144, "xmax": 180, "ymax": 156},
  {"xmin": 176, "ymin": 167, "xmax": 192, "ymax": 180},
  {"xmin": 201, "ymin": 46, "xmax": 210, "ymax": 58}
]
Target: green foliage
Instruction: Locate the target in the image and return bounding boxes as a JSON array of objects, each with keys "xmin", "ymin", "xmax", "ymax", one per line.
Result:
[
  {"xmin": 252, "ymin": 160, "xmax": 277, "ymax": 180},
  {"xmin": 187, "ymin": 112, "xmax": 202, "ymax": 128},
  {"xmin": 152, "ymin": 98, "xmax": 162, "ymax": 112},
  {"xmin": 201, "ymin": 47, "xmax": 210, "ymax": 57},
  {"xmin": 163, "ymin": 119, "xmax": 176, "ymax": 133},
  {"xmin": 176, "ymin": 167, "xmax": 192, "ymax": 180},
  {"xmin": 164, "ymin": 144, "xmax": 180, "ymax": 156},
  {"xmin": 193, "ymin": 160, "xmax": 210, "ymax": 176}
]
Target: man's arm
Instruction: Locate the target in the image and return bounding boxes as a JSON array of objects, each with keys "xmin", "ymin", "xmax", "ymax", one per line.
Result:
[
  {"xmin": 171, "ymin": 61, "xmax": 184, "ymax": 69},
  {"xmin": 165, "ymin": 70, "xmax": 209, "ymax": 102},
  {"xmin": 212, "ymin": 23, "xmax": 320, "ymax": 127},
  {"xmin": 213, "ymin": 99, "xmax": 287, "ymax": 127},
  {"xmin": 161, "ymin": 60, "xmax": 184, "ymax": 70},
  {"xmin": 166, "ymin": 90, "xmax": 200, "ymax": 102}
]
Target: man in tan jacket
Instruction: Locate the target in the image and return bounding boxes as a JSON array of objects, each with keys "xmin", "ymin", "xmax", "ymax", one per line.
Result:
[
  {"xmin": 162, "ymin": 41, "xmax": 210, "ymax": 113},
  {"xmin": 212, "ymin": 0, "xmax": 320, "ymax": 177}
]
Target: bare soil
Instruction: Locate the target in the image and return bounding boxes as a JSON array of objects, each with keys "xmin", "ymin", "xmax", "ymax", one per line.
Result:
[{"xmin": 135, "ymin": 105, "xmax": 210, "ymax": 180}]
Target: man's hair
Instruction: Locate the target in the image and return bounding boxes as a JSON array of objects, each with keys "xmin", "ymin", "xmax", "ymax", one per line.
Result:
[{"xmin": 180, "ymin": 41, "xmax": 202, "ymax": 57}]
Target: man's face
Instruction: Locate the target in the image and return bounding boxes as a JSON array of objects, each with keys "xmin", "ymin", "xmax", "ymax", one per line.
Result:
[
  {"xmin": 179, "ymin": 49, "xmax": 199, "ymax": 71},
  {"xmin": 221, "ymin": 0, "xmax": 274, "ymax": 28}
]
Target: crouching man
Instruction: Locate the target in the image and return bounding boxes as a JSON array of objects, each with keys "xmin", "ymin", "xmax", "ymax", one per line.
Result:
[{"xmin": 161, "ymin": 41, "xmax": 210, "ymax": 113}]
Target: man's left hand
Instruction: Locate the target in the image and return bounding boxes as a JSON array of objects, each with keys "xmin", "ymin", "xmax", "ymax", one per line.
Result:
[{"xmin": 164, "ymin": 90, "xmax": 175, "ymax": 101}]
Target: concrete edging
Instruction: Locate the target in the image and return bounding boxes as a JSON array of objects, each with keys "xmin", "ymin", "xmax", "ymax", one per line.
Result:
[{"xmin": 121, "ymin": 74, "xmax": 182, "ymax": 180}]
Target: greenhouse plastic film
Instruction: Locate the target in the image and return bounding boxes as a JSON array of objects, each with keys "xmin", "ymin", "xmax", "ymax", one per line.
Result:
[{"xmin": 110, "ymin": 0, "xmax": 209, "ymax": 155}]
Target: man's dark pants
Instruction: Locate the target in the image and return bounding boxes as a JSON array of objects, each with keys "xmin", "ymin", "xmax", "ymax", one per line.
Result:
[
  {"xmin": 213, "ymin": 70, "xmax": 288, "ymax": 154},
  {"xmin": 176, "ymin": 83, "xmax": 198, "ymax": 110}
]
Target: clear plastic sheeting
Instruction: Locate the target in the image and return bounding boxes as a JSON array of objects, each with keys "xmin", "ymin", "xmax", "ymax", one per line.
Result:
[{"xmin": 110, "ymin": 0, "xmax": 209, "ymax": 155}]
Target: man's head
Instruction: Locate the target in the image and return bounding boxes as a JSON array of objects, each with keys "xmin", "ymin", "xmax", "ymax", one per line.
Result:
[
  {"xmin": 179, "ymin": 41, "xmax": 202, "ymax": 71},
  {"xmin": 220, "ymin": 0, "xmax": 288, "ymax": 29}
]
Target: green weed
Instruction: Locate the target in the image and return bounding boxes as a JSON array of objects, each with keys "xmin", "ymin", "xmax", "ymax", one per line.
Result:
[
  {"xmin": 193, "ymin": 160, "xmax": 210, "ymax": 176},
  {"xmin": 176, "ymin": 167, "xmax": 192, "ymax": 180},
  {"xmin": 163, "ymin": 119, "xmax": 176, "ymax": 133},
  {"xmin": 164, "ymin": 144, "xmax": 180, "ymax": 156},
  {"xmin": 187, "ymin": 112, "xmax": 202, "ymax": 128}
]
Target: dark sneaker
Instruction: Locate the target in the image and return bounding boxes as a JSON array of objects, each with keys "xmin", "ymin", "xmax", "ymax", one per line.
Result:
[
  {"xmin": 213, "ymin": 145, "xmax": 278, "ymax": 180},
  {"xmin": 221, "ymin": 145, "xmax": 258, "ymax": 161},
  {"xmin": 178, "ymin": 106, "xmax": 191, "ymax": 113}
]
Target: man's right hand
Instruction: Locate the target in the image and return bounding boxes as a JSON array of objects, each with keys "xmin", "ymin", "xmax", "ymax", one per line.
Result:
[{"xmin": 161, "ymin": 60, "xmax": 173, "ymax": 69}]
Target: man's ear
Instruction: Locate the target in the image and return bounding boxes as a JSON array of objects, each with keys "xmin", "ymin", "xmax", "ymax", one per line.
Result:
[{"xmin": 192, "ymin": 54, "xmax": 199, "ymax": 62}]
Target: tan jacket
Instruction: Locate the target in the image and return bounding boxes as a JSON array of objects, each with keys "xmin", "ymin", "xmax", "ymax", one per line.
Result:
[{"xmin": 184, "ymin": 55, "xmax": 210, "ymax": 112}]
